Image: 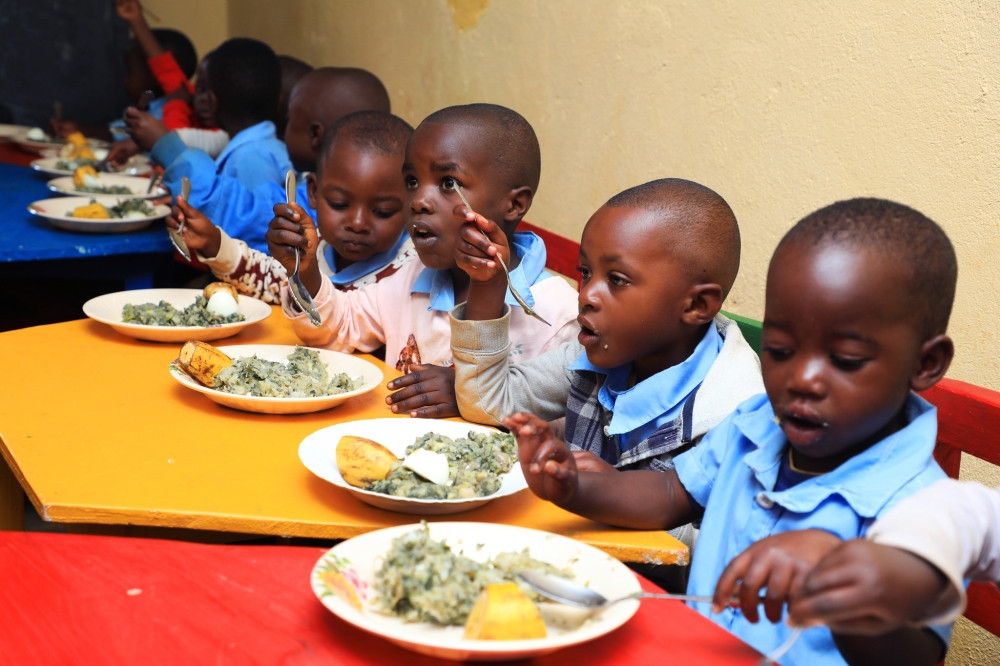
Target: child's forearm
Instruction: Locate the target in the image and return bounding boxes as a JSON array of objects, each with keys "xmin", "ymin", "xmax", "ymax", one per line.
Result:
[
  {"xmin": 561, "ymin": 469, "xmax": 697, "ymax": 530},
  {"xmin": 128, "ymin": 14, "xmax": 165, "ymax": 59},
  {"xmin": 833, "ymin": 627, "xmax": 944, "ymax": 666},
  {"xmin": 463, "ymin": 276, "xmax": 509, "ymax": 321}
]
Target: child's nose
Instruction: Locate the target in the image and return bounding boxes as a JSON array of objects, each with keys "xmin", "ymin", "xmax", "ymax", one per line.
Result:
[
  {"xmin": 410, "ymin": 186, "xmax": 434, "ymax": 214},
  {"xmin": 578, "ymin": 282, "xmax": 601, "ymax": 311},
  {"xmin": 344, "ymin": 209, "xmax": 368, "ymax": 233},
  {"xmin": 788, "ymin": 356, "xmax": 827, "ymax": 397}
]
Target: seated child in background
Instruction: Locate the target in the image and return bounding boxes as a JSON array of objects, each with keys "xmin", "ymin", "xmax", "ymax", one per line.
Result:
[
  {"xmin": 452, "ymin": 179, "xmax": 762, "ymax": 475},
  {"xmin": 506, "ymin": 198, "xmax": 959, "ymax": 666},
  {"xmin": 142, "ymin": 67, "xmax": 390, "ymax": 252},
  {"xmin": 276, "ymin": 55, "xmax": 314, "ymax": 140},
  {"xmin": 142, "ymin": 38, "xmax": 291, "ymax": 192},
  {"xmin": 778, "ymin": 478, "xmax": 999, "ymax": 636},
  {"xmin": 166, "ymin": 110, "xmax": 416, "ymax": 302},
  {"xmin": 271, "ymin": 103, "xmax": 579, "ymax": 417}
]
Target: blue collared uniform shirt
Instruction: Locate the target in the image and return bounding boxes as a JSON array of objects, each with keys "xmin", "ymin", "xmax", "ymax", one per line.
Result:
[
  {"xmin": 151, "ymin": 133, "xmax": 309, "ymax": 252},
  {"xmin": 567, "ymin": 322, "xmax": 723, "ymax": 450},
  {"xmin": 674, "ymin": 392, "xmax": 952, "ymax": 666},
  {"xmin": 411, "ymin": 231, "xmax": 551, "ymax": 312},
  {"xmin": 211, "ymin": 120, "xmax": 291, "ymax": 191},
  {"xmin": 323, "ymin": 231, "xmax": 410, "ymax": 287}
]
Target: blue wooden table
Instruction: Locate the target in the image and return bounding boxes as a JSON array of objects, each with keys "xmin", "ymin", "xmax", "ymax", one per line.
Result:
[{"xmin": 0, "ymin": 162, "xmax": 175, "ymax": 289}]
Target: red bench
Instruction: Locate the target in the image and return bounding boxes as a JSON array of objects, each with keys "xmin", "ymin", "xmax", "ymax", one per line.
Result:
[{"xmin": 531, "ymin": 223, "xmax": 1000, "ymax": 638}]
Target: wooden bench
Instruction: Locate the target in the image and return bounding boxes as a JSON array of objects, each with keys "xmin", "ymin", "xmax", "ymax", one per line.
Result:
[{"xmin": 529, "ymin": 222, "xmax": 1000, "ymax": 639}]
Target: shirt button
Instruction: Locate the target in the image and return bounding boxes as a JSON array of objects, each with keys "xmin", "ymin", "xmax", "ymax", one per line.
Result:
[
  {"xmin": 603, "ymin": 426, "xmax": 610, "ymax": 436},
  {"xmin": 756, "ymin": 492, "xmax": 775, "ymax": 509}
]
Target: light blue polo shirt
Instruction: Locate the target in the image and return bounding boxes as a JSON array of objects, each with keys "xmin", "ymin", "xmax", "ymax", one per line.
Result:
[
  {"xmin": 411, "ymin": 231, "xmax": 551, "ymax": 311},
  {"xmin": 567, "ymin": 322, "xmax": 723, "ymax": 450},
  {"xmin": 674, "ymin": 392, "xmax": 952, "ymax": 666},
  {"xmin": 213, "ymin": 120, "xmax": 291, "ymax": 191},
  {"xmin": 323, "ymin": 231, "xmax": 410, "ymax": 287}
]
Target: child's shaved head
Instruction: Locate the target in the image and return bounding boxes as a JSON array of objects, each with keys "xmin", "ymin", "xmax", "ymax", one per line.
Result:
[
  {"xmin": 605, "ymin": 178, "xmax": 741, "ymax": 296},
  {"xmin": 317, "ymin": 110, "xmax": 414, "ymax": 173},
  {"xmin": 292, "ymin": 67, "xmax": 391, "ymax": 126},
  {"xmin": 422, "ymin": 103, "xmax": 541, "ymax": 193},
  {"xmin": 778, "ymin": 198, "xmax": 957, "ymax": 337}
]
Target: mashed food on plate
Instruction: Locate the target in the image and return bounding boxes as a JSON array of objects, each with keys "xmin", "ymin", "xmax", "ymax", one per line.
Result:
[
  {"xmin": 69, "ymin": 199, "xmax": 155, "ymax": 220},
  {"xmin": 214, "ymin": 346, "xmax": 361, "ymax": 398},
  {"xmin": 374, "ymin": 524, "xmax": 571, "ymax": 625},
  {"xmin": 122, "ymin": 295, "xmax": 244, "ymax": 327},
  {"xmin": 366, "ymin": 431, "xmax": 517, "ymax": 500}
]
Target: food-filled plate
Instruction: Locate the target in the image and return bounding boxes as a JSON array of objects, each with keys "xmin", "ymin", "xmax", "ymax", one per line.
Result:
[
  {"xmin": 0, "ymin": 124, "xmax": 29, "ymax": 140},
  {"xmin": 83, "ymin": 287, "xmax": 271, "ymax": 342},
  {"xmin": 310, "ymin": 522, "xmax": 641, "ymax": 661},
  {"xmin": 31, "ymin": 155, "xmax": 153, "ymax": 177},
  {"xmin": 13, "ymin": 127, "xmax": 109, "ymax": 155},
  {"xmin": 47, "ymin": 174, "xmax": 167, "ymax": 200},
  {"xmin": 28, "ymin": 196, "xmax": 169, "ymax": 233},
  {"xmin": 170, "ymin": 343, "xmax": 382, "ymax": 414},
  {"xmin": 299, "ymin": 418, "xmax": 529, "ymax": 514}
]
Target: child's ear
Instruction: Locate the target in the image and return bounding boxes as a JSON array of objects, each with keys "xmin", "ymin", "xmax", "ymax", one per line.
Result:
[
  {"xmin": 306, "ymin": 173, "xmax": 319, "ymax": 210},
  {"xmin": 502, "ymin": 186, "xmax": 534, "ymax": 224},
  {"xmin": 309, "ymin": 123, "xmax": 324, "ymax": 154},
  {"xmin": 681, "ymin": 283, "xmax": 724, "ymax": 326},
  {"xmin": 910, "ymin": 334, "xmax": 954, "ymax": 392}
]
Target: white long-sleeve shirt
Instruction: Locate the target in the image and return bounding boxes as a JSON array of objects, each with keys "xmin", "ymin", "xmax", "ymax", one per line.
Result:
[{"xmin": 867, "ymin": 479, "xmax": 1000, "ymax": 624}]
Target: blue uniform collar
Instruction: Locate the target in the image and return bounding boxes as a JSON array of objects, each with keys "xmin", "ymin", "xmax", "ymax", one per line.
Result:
[
  {"xmin": 323, "ymin": 232, "xmax": 408, "ymax": 286},
  {"xmin": 215, "ymin": 120, "xmax": 278, "ymax": 170},
  {"xmin": 736, "ymin": 392, "xmax": 938, "ymax": 518},
  {"xmin": 568, "ymin": 323, "xmax": 723, "ymax": 437},
  {"xmin": 412, "ymin": 231, "xmax": 549, "ymax": 312}
]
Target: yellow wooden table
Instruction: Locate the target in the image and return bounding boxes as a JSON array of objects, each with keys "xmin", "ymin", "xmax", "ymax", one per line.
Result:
[{"xmin": 0, "ymin": 307, "xmax": 688, "ymax": 565}]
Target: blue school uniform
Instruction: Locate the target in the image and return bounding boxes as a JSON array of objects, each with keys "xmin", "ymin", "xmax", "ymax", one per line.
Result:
[
  {"xmin": 322, "ymin": 232, "xmax": 413, "ymax": 288},
  {"xmin": 673, "ymin": 392, "xmax": 952, "ymax": 666},
  {"xmin": 411, "ymin": 231, "xmax": 552, "ymax": 312},
  {"xmin": 150, "ymin": 135, "xmax": 312, "ymax": 253},
  {"xmin": 568, "ymin": 322, "xmax": 723, "ymax": 451}
]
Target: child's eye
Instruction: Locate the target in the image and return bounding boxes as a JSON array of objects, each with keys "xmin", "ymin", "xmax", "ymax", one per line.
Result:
[
  {"xmin": 763, "ymin": 346, "xmax": 793, "ymax": 361},
  {"xmin": 608, "ymin": 273, "xmax": 630, "ymax": 287},
  {"xmin": 577, "ymin": 266, "xmax": 591, "ymax": 281},
  {"xmin": 441, "ymin": 176, "xmax": 458, "ymax": 191},
  {"xmin": 373, "ymin": 208, "xmax": 398, "ymax": 219},
  {"xmin": 830, "ymin": 356, "xmax": 868, "ymax": 371},
  {"xmin": 326, "ymin": 200, "xmax": 348, "ymax": 211},
  {"xmin": 404, "ymin": 176, "xmax": 418, "ymax": 190}
]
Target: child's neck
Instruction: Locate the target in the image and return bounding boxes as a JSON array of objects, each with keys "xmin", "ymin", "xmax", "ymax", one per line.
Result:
[
  {"xmin": 332, "ymin": 250, "xmax": 355, "ymax": 272},
  {"xmin": 221, "ymin": 117, "xmax": 261, "ymax": 138},
  {"xmin": 632, "ymin": 321, "xmax": 711, "ymax": 383}
]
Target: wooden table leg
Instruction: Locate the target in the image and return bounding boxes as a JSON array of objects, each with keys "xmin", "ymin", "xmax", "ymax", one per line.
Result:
[{"xmin": 0, "ymin": 450, "xmax": 24, "ymax": 530}]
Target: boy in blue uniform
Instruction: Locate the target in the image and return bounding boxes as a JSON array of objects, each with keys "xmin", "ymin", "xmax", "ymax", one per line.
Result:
[
  {"xmin": 506, "ymin": 198, "xmax": 957, "ymax": 666},
  {"xmin": 144, "ymin": 67, "xmax": 390, "ymax": 252},
  {"xmin": 149, "ymin": 38, "xmax": 290, "ymax": 192}
]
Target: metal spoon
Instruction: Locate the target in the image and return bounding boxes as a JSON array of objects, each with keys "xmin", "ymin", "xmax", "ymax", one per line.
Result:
[
  {"xmin": 452, "ymin": 183, "xmax": 550, "ymax": 326},
  {"xmin": 284, "ymin": 170, "xmax": 321, "ymax": 326},
  {"xmin": 518, "ymin": 570, "xmax": 803, "ymax": 665},
  {"xmin": 168, "ymin": 177, "xmax": 192, "ymax": 261}
]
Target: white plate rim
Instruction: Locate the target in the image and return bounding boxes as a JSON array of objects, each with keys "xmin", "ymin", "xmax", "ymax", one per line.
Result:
[
  {"xmin": 82, "ymin": 288, "xmax": 272, "ymax": 332},
  {"xmin": 28, "ymin": 196, "xmax": 170, "ymax": 223},
  {"xmin": 46, "ymin": 174, "xmax": 167, "ymax": 199}
]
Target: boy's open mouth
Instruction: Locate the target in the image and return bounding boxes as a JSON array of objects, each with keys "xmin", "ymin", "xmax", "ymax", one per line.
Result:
[
  {"xmin": 577, "ymin": 315, "xmax": 602, "ymax": 347},
  {"xmin": 410, "ymin": 220, "xmax": 438, "ymax": 248},
  {"xmin": 778, "ymin": 408, "xmax": 830, "ymax": 445}
]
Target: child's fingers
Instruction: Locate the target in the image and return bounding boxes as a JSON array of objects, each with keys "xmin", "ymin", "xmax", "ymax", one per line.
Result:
[
  {"xmin": 762, "ymin": 563, "xmax": 795, "ymax": 624},
  {"xmin": 712, "ymin": 551, "xmax": 752, "ymax": 613},
  {"xmin": 457, "ymin": 226, "xmax": 497, "ymax": 258},
  {"xmin": 266, "ymin": 227, "xmax": 309, "ymax": 250},
  {"xmin": 272, "ymin": 202, "xmax": 304, "ymax": 222}
]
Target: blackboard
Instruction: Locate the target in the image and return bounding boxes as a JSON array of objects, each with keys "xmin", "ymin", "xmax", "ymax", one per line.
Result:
[{"xmin": 0, "ymin": 0, "xmax": 132, "ymax": 128}]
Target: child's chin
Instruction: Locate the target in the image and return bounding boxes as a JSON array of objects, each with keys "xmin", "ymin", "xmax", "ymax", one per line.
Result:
[{"xmin": 781, "ymin": 425, "xmax": 826, "ymax": 448}]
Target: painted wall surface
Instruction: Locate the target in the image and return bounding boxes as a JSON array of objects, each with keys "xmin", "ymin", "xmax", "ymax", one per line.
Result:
[
  {"xmin": 229, "ymin": 2, "xmax": 1000, "ymax": 661},
  {"xmin": 142, "ymin": 0, "xmax": 228, "ymax": 63}
]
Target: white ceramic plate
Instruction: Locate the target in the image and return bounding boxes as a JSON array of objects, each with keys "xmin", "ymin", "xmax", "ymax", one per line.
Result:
[
  {"xmin": 83, "ymin": 288, "xmax": 271, "ymax": 342},
  {"xmin": 0, "ymin": 124, "xmax": 29, "ymax": 140},
  {"xmin": 310, "ymin": 522, "xmax": 641, "ymax": 661},
  {"xmin": 28, "ymin": 196, "xmax": 169, "ymax": 233},
  {"xmin": 169, "ymin": 344, "xmax": 383, "ymax": 415},
  {"xmin": 12, "ymin": 128, "xmax": 109, "ymax": 155},
  {"xmin": 47, "ymin": 174, "xmax": 167, "ymax": 200},
  {"xmin": 299, "ymin": 418, "xmax": 528, "ymax": 515},
  {"xmin": 31, "ymin": 156, "xmax": 152, "ymax": 177}
]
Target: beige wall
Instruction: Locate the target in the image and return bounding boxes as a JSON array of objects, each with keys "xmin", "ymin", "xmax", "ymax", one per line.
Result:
[
  {"xmin": 142, "ymin": 0, "xmax": 228, "ymax": 62},
  {"xmin": 229, "ymin": 1, "xmax": 1000, "ymax": 662}
]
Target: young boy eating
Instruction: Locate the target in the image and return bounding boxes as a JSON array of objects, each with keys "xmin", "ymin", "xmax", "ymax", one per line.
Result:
[
  {"xmin": 145, "ymin": 38, "xmax": 291, "ymax": 192},
  {"xmin": 451, "ymin": 178, "xmax": 763, "ymax": 480},
  {"xmin": 166, "ymin": 110, "xmax": 416, "ymax": 302},
  {"xmin": 507, "ymin": 198, "xmax": 957, "ymax": 665},
  {"xmin": 270, "ymin": 103, "xmax": 579, "ymax": 417}
]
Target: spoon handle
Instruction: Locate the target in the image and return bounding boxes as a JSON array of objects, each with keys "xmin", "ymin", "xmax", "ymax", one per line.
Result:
[{"xmin": 636, "ymin": 592, "xmax": 716, "ymax": 603}]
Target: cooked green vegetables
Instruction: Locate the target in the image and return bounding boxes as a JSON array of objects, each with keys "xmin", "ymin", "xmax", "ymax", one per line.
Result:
[
  {"xmin": 374, "ymin": 524, "xmax": 571, "ymax": 625},
  {"xmin": 55, "ymin": 158, "xmax": 98, "ymax": 171},
  {"xmin": 367, "ymin": 431, "xmax": 517, "ymax": 500},
  {"xmin": 121, "ymin": 296, "xmax": 244, "ymax": 327},
  {"xmin": 214, "ymin": 347, "xmax": 361, "ymax": 398},
  {"xmin": 76, "ymin": 183, "xmax": 133, "ymax": 194}
]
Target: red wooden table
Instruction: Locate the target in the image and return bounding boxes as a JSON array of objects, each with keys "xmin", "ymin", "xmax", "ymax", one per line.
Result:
[{"xmin": 0, "ymin": 532, "xmax": 762, "ymax": 665}]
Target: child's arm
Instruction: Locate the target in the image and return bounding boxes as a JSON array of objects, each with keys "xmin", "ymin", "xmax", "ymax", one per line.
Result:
[
  {"xmin": 504, "ymin": 412, "xmax": 698, "ymax": 529},
  {"xmin": 167, "ymin": 198, "xmax": 284, "ymax": 304},
  {"xmin": 116, "ymin": 0, "xmax": 164, "ymax": 60}
]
